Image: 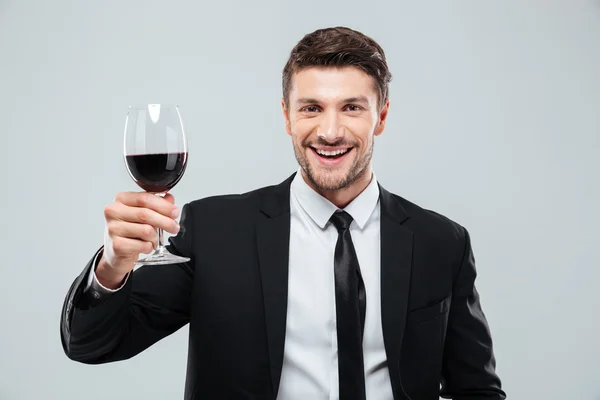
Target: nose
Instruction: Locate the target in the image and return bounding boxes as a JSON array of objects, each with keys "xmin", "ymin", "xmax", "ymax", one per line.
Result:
[{"xmin": 317, "ymin": 110, "xmax": 344, "ymax": 143}]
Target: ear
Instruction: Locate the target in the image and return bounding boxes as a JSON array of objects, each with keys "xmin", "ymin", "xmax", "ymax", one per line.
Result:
[
  {"xmin": 374, "ymin": 99, "xmax": 390, "ymax": 137},
  {"xmin": 281, "ymin": 98, "xmax": 292, "ymax": 136}
]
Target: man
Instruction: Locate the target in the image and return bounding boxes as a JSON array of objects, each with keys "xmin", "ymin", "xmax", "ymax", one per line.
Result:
[{"xmin": 60, "ymin": 27, "xmax": 506, "ymax": 400}]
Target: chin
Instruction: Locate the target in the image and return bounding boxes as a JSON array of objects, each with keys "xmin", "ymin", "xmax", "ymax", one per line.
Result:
[
  {"xmin": 306, "ymin": 165, "xmax": 353, "ymax": 191},
  {"xmin": 295, "ymin": 145, "xmax": 368, "ymax": 192}
]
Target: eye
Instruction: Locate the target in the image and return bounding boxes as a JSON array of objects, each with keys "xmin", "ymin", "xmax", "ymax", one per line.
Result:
[
  {"xmin": 344, "ymin": 104, "xmax": 363, "ymax": 112},
  {"xmin": 300, "ymin": 105, "xmax": 321, "ymax": 113}
]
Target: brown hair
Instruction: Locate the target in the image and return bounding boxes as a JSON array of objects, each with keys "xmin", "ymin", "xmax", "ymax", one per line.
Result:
[{"xmin": 282, "ymin": 26, "xmax": 392, "ymax": 111}]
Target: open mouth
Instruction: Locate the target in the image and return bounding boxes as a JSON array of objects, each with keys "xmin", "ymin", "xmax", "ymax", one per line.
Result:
[
  {"xmin": 311, "ymin": 147, "xmax": 352, "ymax": 158},
  {"xmin": 310, "ymin": 147, "xmax": 353, "ymax": 165}
]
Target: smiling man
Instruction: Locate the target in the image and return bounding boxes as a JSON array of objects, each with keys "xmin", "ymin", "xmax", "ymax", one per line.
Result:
[
  {"xmin": 60, "ymin": 27, "xmax": 506, "ymax": 400},
  {"xmin": 284, "ymin": 65, "xmax": 384, "ymax": 207}
]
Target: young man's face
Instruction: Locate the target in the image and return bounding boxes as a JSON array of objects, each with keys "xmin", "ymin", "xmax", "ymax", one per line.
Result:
[{"xmin": 282, "ymin": 66, "xmax": 389, "ymax": 192}]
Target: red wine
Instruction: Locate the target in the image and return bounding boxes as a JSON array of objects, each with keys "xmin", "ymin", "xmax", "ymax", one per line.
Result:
[{"xmin": 125, "ymin": 152, "xmax": 187, "ymax": 193}]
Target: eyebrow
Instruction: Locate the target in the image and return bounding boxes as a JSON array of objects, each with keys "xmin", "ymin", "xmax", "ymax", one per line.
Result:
[{"xmin": 295, "ymin": 96, "xmax": 371, "ymax": 106}]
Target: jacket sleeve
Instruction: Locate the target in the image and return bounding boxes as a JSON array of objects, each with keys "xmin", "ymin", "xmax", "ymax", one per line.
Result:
[
  {"xmin": 439, "ymin": 227, "xmax": 507, "ymax": 399},
  {"xmin": 60, "ymin": 203, "xmax": 195, "ymax": 364}
]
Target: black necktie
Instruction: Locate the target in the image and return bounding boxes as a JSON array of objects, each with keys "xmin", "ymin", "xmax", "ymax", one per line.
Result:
[{"xmin": 329, "ymin": 210, "xmax": 367, "ymax": 400}]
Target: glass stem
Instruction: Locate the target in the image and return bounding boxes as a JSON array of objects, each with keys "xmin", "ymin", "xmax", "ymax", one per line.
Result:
[
  {"xmin": 155, "ymin": 192, "xmax": 166, "ymax": 251},
  {"xmin": 157, "ymin": 227, "xmax": 165, "ymax": 250}
]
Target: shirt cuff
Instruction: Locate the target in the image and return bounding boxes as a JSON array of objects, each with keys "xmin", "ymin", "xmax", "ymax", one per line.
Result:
[{"xmin": 83, "ymin": 250, "xmax": 130, "ymax": 301}]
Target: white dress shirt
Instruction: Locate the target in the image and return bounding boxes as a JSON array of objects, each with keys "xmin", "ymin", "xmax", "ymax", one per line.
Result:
[
  {"xmin": 278, "ymin": 169, "xmax": 392, "ymax": 400},
  {"xmin": 86, "ymin": 169, "xmax": 393, "ymax": 399}
]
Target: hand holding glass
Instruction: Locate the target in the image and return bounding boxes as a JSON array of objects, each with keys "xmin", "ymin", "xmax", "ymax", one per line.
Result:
[{"xmin": 123, "ymin": 104, "xmax": 189, "ymax": 266}]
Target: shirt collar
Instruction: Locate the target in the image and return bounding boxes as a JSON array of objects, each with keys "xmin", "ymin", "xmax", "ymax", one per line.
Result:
[{"xmin": 291, "ymin": 167, "xmax": 380, "ymax": 230}]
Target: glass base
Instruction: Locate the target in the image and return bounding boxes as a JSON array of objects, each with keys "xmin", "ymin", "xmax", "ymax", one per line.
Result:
[{"xmin": 135, "ymin": 246, "xmax": 190, "ymax": 266}]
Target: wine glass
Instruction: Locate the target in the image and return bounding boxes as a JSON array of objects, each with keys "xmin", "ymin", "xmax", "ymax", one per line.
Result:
[{"xmin": 123, "ymin": 104, "xmax": 190, "ymax": 266}]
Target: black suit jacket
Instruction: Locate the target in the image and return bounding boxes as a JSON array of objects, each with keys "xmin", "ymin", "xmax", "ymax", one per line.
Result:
[{"xmin": 60, "ymin": 173, "xmax": 506, "ymax": 400}]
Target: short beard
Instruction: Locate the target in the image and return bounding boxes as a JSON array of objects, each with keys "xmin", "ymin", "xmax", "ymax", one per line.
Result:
[{"xmin": 293, "ymin": 139, "xmax": 373, "ymax": 192}]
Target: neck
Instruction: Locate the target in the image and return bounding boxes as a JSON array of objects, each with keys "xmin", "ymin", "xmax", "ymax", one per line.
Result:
[{"xmin": 301, "ymin": 166, "xmax": 373, "ymax": 209}]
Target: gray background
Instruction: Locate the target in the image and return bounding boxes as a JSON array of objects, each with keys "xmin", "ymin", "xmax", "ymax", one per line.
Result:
[{"xmin": 1, "ymin": 0, "xmax": 599, "ymax": 399}]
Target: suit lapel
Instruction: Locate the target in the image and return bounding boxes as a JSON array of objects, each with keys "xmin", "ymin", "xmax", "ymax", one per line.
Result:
[
  {"xmin": 378, "ymin": 184, "xmax": 413, "ymax": 399},
  {"xmin": 256, "ymin": 173, "xmax": 295, "ymax": 398}
]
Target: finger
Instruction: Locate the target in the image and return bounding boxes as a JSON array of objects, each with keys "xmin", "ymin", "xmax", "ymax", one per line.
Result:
[
  {"xmin": 107, "ymin": 201, "xmax": 180, "ymax": 235},
  {"xmin": 111, "ymin": 236, "xmax": 154, "ymax": 257},
  {"xmin": 163, "ymin": 193, "xmax": 175, "ymax": 204},
  {"xmin": 107, "ymin": 221, "xmax": 159, "ymax": 247},
  {"xmin": 115, "ymin": 192, "xmax": 179, "ymax": 218}
]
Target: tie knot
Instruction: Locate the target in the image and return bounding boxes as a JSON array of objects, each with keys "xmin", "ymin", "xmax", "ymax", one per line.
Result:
[{"xmin": 329, "ymin": 210, "xmax": 353, "ymax": 232}]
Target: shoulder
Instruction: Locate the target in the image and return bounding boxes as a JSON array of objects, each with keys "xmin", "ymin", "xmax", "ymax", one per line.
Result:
[
  {"xmin": 385, "ymin": 190, "xmax": 469, "ymax": 259},
  {"xmin": 184, "ymin": 180, "xmax": 284, "ymax": 218},
  {"xmin": 395, "ymin": 193, "xmax": 465, "ymax": 237}
]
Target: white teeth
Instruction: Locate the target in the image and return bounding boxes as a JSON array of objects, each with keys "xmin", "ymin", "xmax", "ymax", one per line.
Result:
[{"xmin": 315, "ymin": 148, "xmax": 349, "ymax": 156}]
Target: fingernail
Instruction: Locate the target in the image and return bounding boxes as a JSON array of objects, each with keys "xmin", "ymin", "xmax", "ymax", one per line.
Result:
[
  {"xmin": 175, "ymin": 222, "xmax": 180, "ymax": 232},
  {"xmin": 171, "ymin": 208, "xmax": 180, "ymax": 219}
]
